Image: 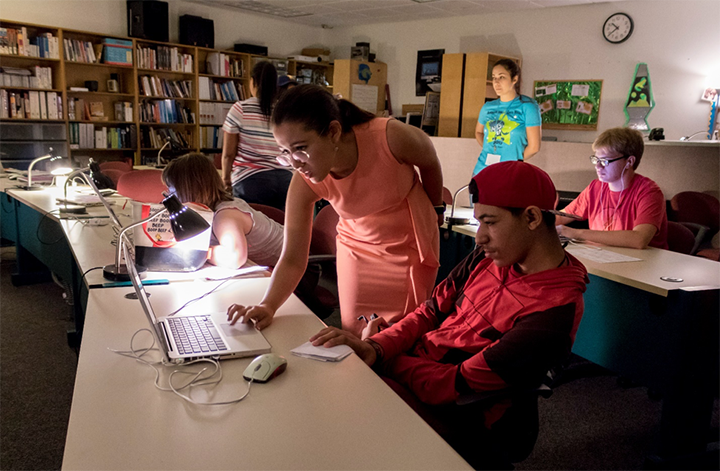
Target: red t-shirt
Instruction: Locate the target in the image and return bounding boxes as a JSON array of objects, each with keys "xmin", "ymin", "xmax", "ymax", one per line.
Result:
[{"xmin": 563, "ymin": 174, "xmax": 668, "ymax": 249}]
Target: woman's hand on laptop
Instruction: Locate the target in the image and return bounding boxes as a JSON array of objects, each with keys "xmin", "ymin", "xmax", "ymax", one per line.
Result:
[{"xmin": 226, "ymin": 303, "xmax": 275, "ymax": 330}]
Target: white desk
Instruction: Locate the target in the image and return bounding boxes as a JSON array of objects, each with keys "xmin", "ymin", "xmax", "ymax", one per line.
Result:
[{"xmin": 62, "ymin": 277, "xmax": 471, "ymax": 470}]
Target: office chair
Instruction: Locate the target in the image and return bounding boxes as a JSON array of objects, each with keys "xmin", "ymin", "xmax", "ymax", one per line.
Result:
[
  {"xmin": 666, "ymin": 221, "xmax": 697, "ymax": 255},
  {"xmin": 442, "ymin": 187, "xmax": 453, "ymax": 206},
  {"xmin": 443, "ymin": 374, "xmax": 554, "ymax": 470},
  {"xmin": 295, "ymin": 204, "xmax": 339, "ymax": 319},
  {"xmin": 248, "ymin": 203, "xmax": 285, "ymax": 225},
  {"xmin": 212, "ymin": 153, "xmax": 223, "ymax": 170},
  {"xmin": 116, "ymin": 170, "xmax": 168, "ymax": 204},
  {"xmin": 668, "ymin": 191, "xmax": 720, "ymax": 259},
  {"xmin": 99, "ymin": 160, "xmax": 133, "ymax": 173},
  {"xmin": 101, "ymin": 168, "xmax": 128, "ymax": 188}
]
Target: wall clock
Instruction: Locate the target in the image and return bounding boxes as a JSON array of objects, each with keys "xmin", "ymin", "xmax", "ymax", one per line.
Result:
[{"xmin": 603, "ymin": 12, "xmax": 634, "ymax": 44}]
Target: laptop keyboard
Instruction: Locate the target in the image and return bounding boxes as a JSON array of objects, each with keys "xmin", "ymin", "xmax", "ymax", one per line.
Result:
[{"xmin": 166, "ymin": 316, "xmax": 228, "ymax": 355}]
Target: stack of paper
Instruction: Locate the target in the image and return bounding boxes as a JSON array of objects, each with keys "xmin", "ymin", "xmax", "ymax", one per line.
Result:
[{"xmin": 291, "ymin": 342, "xmax": 353, "ymax": 362}]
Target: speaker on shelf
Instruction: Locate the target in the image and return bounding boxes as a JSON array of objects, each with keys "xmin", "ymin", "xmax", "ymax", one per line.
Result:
[
  {"xmin": 127, "ymin": 0, "xmax": 169, "ymax": 43},
  {"xmin": 179, "ymin": 15, "xmax": 214, "ymax": 48}
]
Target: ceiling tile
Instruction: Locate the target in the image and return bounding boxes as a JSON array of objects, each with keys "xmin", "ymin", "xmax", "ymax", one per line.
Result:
[{"xmin": 186, "ymin": 0, "xmax": 608, "ymax": 27}]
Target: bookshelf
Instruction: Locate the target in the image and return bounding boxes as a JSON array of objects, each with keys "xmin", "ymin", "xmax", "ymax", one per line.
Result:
[
  {"xmin": 0, "ymin": 20, "xmax": 66, "ymax": 169},
  {"xmin": 62, "ymin": 28, "xmax": 136, "ymax": 165},
  {"xmin": 437, "ymin": 52, "xmax": 521, "ymax": 138},
  {"xmin": 288, "ymin": 59, "xmax": 333, "ymax": 90},
  {"xmin": 0, "ymin": 18, "xmax": 335, "ymax": 167}
]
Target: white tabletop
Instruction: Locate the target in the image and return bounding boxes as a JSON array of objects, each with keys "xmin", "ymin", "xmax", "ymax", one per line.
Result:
[
  {"xmin": 444, "ymin": 207, "xmax": 720, "ymax": 297},
  {"xmin": 2, "ymin": 185, "xmax": 272, "ymax": 287},
  {"xmin": 62, "ymin": 277, "xmax": 471, "ymax": 470}
]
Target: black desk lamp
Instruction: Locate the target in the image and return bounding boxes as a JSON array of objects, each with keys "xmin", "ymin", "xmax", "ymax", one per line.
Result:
[{"xmin": 103, "ymin": 192, "xmax": 210, "ymax": 281}]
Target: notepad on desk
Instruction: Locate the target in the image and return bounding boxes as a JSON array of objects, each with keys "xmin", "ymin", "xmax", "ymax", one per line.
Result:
[{"xmin": 291, "ymin": 342, "xmax": 353, "ymax": 362}]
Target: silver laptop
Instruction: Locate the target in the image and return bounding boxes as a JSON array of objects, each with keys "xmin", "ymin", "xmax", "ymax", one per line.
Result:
[{"xmin": 125, "ymin": 244, "xmax": 271, "ymax": 364}]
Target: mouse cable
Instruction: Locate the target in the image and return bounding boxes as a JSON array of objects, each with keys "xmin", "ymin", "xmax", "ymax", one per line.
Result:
[{"xmin": 109, "ymin": 328, "xmax": 256, "ymax": 406}]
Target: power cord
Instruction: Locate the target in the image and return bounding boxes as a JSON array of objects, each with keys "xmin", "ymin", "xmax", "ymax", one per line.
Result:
[
  {"xmin": 166, "ymin": 279, "xmax": 233, "ymax": 317},
  {"xmin": 109, "ymin": 329, "xmax": 257, "ymax": 406}
]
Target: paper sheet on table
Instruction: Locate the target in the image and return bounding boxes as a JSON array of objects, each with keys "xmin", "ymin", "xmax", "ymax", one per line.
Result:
[
  {"xmin": 565, "ymin": 245, "xmax": 642, "ymax": 263},
  {"xmin": 291, "ymin": 341, "xmax": 353, "ymax": 362}
]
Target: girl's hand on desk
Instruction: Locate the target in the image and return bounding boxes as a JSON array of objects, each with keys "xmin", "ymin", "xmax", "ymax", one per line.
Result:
[
  {"xmin": 310, "ymin": 327, "xmax": 377, "ymax": 366},
  {"xmin": 226, "ymin": 303, "xmax": 275, "ymax": 330}
]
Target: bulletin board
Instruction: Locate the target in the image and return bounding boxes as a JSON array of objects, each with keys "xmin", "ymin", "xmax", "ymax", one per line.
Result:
[{"xmin": 533, "ymin": 80, "xmax": 603, "ymax": 130}]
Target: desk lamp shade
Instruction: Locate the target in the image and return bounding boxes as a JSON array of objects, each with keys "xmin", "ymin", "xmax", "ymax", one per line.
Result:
[
  {"xmin": 103, "ymin": 193, "xmax": 210, "ymax": 281},
  {"xmin": 161, "ymin": 193, "xmax": 210, "ymax": 241}
]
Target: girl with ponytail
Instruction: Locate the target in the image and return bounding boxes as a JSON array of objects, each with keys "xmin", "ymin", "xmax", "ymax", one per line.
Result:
[{"xmin": 221, "ymin": 61, "xmax": 292, "ymax": 210}]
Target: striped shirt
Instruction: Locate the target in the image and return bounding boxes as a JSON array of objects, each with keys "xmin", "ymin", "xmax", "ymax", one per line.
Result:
[{"xmin": 222, "ymin": 97, "xmax": 287, "ymax": 184}]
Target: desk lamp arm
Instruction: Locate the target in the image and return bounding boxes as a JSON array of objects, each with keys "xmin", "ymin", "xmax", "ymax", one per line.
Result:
[
  {"xmin": 25, "ymin": 148, "xmax": 54, "ymax": 188},
  {"xmin": 113, "ymin": 208, "xmax": 168, "ymax": 275},
  {"xmin": 446, "ymin": 185, "xmax": 471, "ymax": 226},
  {"xmin": 63, "ymin": 168, "xmax": 123, "ymax": 228}
]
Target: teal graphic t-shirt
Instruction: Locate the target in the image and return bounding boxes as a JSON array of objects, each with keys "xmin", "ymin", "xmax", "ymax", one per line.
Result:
[{"xmin": 473, "ymin": 95, "xmax": 542, "ymax": 175}]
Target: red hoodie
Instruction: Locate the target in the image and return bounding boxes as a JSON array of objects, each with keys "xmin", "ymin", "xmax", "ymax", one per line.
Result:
[{"xmin": 369, "ymin": 248, "xmax": 588, "ymax": 420}]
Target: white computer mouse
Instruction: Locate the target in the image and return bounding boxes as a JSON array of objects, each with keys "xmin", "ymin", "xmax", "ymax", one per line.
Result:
[{"xmin": 242, "ymin": 353, "xmax": 287, "ymax": 383}]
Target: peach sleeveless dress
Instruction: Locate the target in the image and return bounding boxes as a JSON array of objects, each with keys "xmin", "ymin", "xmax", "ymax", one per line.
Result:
[{"xmin": 300, "ymin": 118, "xmax": 440, "ymax": 337}]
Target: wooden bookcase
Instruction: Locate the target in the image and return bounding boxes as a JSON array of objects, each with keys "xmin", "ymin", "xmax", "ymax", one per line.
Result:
[
  {"xmin": 333, "ymin": 59, "xmax": 387, "ymax": 115},
  {"xmin": 0, "ymin": 18, "xmax": 261, "ymax": 166},
  {"xmin": 438, "ymin": 52, "xmax": 521, "ymax": 138},
  {"xmin": 0, "ymin": 20, "xmax": 67, "ymax": 168}
]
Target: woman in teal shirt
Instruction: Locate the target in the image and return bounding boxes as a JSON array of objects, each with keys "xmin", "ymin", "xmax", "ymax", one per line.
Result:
[{"xmin": 473, "ymin": 59, "xmax": 542, "ymax": 175}]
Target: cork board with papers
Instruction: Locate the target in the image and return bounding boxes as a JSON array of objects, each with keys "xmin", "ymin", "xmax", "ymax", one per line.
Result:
[{"xmin": 533, "ymin": 80, "xmax": 603, "ymax": 130}]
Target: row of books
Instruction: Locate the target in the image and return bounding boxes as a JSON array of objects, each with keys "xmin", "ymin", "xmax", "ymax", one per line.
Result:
[
  {"xmin": 0, "ymin": 89, "xmax": 61, "ymax": 120},
  {"xmin": 0, "ymin": 27, "xmax": 60, "ymax": 58},
  {"xmin": 140, "ymin": 127, "xmax": 191, "ymax": 149},
  {"xmin": 139, "ymin": 99, "xmax": 195, "ymax": 124},
  {"xmin": 198, "ymin": 101, "xmax": 233, "ymax": 125},
  {"xmin": 0, "ymin": 66, "xmax": 53, "ymax": 89},
  {"xmin": 113, "ymin": 101, "xmax": 134, "ymax": 122},
  {"xmin": 198, "ymin": 77, "xmax": 245, "ymax": 102},
  {"xmin": 63, "ymin": 38, "xmax": 100, "ymax": 63},
  {"xmin": 138, "ymin": 75, "xmax": 193, "ymax": 98},
  {"xmin": 205, "ymin": 52, "xmax": 244, "ymax": 78},
  {"xmin": 199, "ymin": 125, "xmax": 224, "ymax": 150},
  {"xmin": 69, "ymin": 123, "xmax": 136, "ymax": 149},
  {"xmin": 136, "ymin": 45, "xmax": 193, "ymax": 73}
]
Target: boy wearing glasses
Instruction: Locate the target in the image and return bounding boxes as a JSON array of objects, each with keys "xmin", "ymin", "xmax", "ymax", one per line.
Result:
[{"xmin": 556, "ymin": 127, "xmax": 668, "ymax": 249}]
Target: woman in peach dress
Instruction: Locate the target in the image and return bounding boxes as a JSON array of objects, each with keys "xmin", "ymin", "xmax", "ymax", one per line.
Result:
[{"xmin": 227, "ymin": 85, "xmax": 444, "ymax": 337}]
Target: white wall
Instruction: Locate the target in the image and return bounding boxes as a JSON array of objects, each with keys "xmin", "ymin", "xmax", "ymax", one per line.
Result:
[
  {"xmin": 326, "ymin": 0, "xmax": 720, "ymax": 142},
  {"xmin": 0, "ymin": 0, "xmax": 326, "ymax": 57}
]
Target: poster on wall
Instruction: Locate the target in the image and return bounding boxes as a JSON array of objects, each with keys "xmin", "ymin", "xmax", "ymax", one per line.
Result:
[{"xmin": 533, "ymin": 80, "xmax": 603, "ymax": 130}]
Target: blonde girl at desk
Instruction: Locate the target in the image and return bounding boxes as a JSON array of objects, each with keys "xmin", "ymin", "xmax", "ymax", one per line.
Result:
[
  {"xmin": 473, "ymin": 59, "xmax": 542, "ymax": 175},
  {"xmin": 162, "ymin": 152, "xmax": 284, "ymax": 269},
  {"xmin": 227, "ymin": 84, "xmax": 444, "ymax": 337}
]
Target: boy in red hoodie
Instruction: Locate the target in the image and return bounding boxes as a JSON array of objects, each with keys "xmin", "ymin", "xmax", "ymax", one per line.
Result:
[{"xmin": 311, "ymin": 161, "xmax": 588, "ymax": 464}]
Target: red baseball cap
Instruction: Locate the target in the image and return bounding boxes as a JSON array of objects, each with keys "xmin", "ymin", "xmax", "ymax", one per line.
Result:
[{"xmin": 470, "ymin": 161, "xmax": 556, "ymax": 210}]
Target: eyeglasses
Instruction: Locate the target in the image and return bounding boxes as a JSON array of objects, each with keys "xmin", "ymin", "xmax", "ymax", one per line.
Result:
[
  {"xmin": 589, "ymin": 154, "xmax": 629, "ymax": 167},
  {"xmin": 276, "ymin": 150, "xmax": 310, "ymax": 168}
]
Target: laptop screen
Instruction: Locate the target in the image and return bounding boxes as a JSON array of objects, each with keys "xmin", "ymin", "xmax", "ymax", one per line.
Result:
[{"xmin": 123, "ymin": 243, "xmax": 172, "ymax": 362}]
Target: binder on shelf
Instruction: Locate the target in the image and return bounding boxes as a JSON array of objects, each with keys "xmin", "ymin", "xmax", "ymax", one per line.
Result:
[
  {"xmin": 47, "ymin": 91, "xmax": 59, "ymax": 119},
  {"xmin": 38, "ymin": 91, "xmax": 47, "ymax": 119},
  {"xmin": 28, "ymin": 91, "xmax": 40, "ymax": 119}
]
